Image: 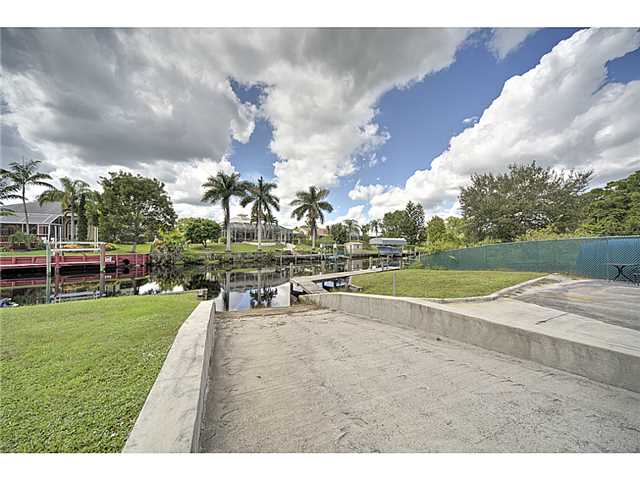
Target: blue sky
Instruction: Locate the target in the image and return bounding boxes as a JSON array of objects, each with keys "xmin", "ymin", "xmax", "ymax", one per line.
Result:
[
  {"xmin": 3, "ymin": 28, "xmax": 639, "ymax": 225},
  {"xmin": 226, "ymin": 28, "xmax": 640, "ymax": 223}
]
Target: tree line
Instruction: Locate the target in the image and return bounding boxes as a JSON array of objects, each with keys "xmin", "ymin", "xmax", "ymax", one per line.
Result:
[
  {"xmin": 2, "ymin": 158, "xmax": 637, "ymax": 253},
  {"xmin": 427, "ymin": 164, "xmax": 639, "ymax": 253}
]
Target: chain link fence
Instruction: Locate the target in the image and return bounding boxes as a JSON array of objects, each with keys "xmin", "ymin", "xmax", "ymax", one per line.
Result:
[{"xmin": 421, "ymin": 236, "xmax": 640, "ymax": 280}]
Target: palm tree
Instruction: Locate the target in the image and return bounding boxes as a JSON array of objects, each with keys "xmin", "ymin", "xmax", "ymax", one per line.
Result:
[
  {"xmin": 290, "ymin": 186, "xmax": 334, "ymax": 249},
  {"xmin": 0, "ymin": 158, "xmax": 55, "ymax": 236},
  {"xmin": 343, "ymin": 219, "xmax": 361, "ymax": 241},
  {"xmin": 0, "ymin": 176, "xmax": 20, "ymax": 216},
  {"xmin": 38, "ymin": 177, "xmax": 91, "ymax": 241},
  {"xmin": 241, "ymin": 176, "xmax": 280, "ymax": 251},
  {"xmin": 369, "ymin": 219, "xmax": 383, "ymax": 237},
  {"xmin": 202, "ymin": 172, "xmax": 250, "ymax": 252}
]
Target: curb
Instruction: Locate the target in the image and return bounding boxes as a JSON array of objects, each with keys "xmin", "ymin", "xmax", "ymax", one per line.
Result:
[{"xmin": 123, "ymin": 300, "xmax": 216, "ymax": 453}]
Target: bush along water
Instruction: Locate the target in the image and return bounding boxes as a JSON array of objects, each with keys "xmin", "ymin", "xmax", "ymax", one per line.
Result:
[{"xmin": 151, "ymin": 229, "xmax": 186, "ymax": 267}]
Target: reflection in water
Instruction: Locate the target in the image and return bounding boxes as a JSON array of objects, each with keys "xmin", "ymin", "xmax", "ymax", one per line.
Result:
[
  {"xmin": 1, "ymin": 259, "xmax": 381, "ymax": 310},
  {"xmin": 0, "ymin": 255, "xmax": 410, "ymax": 310}
]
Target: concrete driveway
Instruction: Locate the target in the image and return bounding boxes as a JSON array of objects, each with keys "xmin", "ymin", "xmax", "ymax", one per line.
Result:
[
  {"xmin": 514, "ymin": 280, "xmax": 640, "ymax": 331},
  {"xmin": 200, "ymin": 306, "xmax": 640, "ymax": 452}
]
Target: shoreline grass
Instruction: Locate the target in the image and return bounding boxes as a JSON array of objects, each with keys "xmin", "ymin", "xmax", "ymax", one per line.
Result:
[
  {"xmin": 352, "ymin": 269, "xmax": 544, "ymax": 298},
  {"xmin": 0, "ymin": 293, "xmax": 199, "ymax": 452}
]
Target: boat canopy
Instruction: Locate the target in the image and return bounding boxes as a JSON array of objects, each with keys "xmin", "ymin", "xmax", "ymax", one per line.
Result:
[{"xmin": 369, "ymin": 237, "xmax": 407, "ymax": 246}]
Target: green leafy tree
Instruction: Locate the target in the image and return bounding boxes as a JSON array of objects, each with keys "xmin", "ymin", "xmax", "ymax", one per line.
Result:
[
  {"xmin": 445, "ymin": 216, "xmax": 467, "ymax": 243},
  {"xmin": 38, "ymin": 177, "xmax": 91, "ymax": 241},
  {"xmin": 328, "ymin": 223, "xmax": 348, "ymax": 244},
  {"xmin": 241, "ymin": 176, "xmax": 280, "ymax": 251},
  {"xmin": 290, "ymin": 186, "xmax": 334, "ymax": 249},
  {"xmin": 202, "ymin": 172, "xmax": 250, "ymax": 252},
  {"xmin": 426, "ymin": 216, "xmax": 447, "ymax": 243},
  {"xmin": 184, "ymin": 218, "xmax": 221, "ymax": 248},
  {"xmin": 382, "ymin": 210, "xmax": 408, "ymax": 238},
  {"xmin": 423, "ymin": 216, "xmax": 468, "ymax": 253},
  {"xmin": 0, "ymin": 158, "xmax": 55, "ymax": 237},
  {"xmin": 404, "ymin": 201, "xmax": 426, "ymax": 245},
  {"xmin": 99, "ymin": 171, "xmax": 176, "ymax": 252},
  {"xmin": 580, "ymin": 170, "xmax": 640, "ymax": 236},
  {"xmin": 381, "ymin": 202, "xmax": 425, "ymax": 244},
  {"xmin": 459, "ymin": 162, "xmax": 592, "ymax": 242}
]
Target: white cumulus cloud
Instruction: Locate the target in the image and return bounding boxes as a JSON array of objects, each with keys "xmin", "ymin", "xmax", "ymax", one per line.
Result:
[
  {"xmin": 1, "ymin": 28, "xmax": 473, "ymax": 227},
  {"xmin": 331, "ymin": 205, "xmax": 368, "ymax": 225},
  {"xmin": 348, "ymin": 181, "xmax": 389, "ymax": 201},
  {"xmin": 488, "ymin": 28, "xmax": 539, "ymax": 60},
  {"xmin": 363, "ymin": 28, "xmax": 640, "ymax": 219}
]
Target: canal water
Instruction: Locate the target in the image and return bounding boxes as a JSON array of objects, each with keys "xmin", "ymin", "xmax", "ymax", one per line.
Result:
[{"xmin": 1, "ymin": 258, "xmax": 386, "ymax": 310}]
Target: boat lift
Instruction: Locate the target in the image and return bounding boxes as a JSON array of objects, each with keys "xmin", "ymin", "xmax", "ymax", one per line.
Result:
[{"xmin": 45, "ymin": 241, "xmax": 107, "ymax": 303}]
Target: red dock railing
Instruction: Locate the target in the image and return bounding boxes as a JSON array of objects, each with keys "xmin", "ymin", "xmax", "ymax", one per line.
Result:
[{"xmin": 0, "ymin": 253, "xmax": 150, "ymax": 272}]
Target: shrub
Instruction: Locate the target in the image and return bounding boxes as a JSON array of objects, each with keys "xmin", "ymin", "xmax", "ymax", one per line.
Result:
[
  {"xmin": 151, "ymin": 229, "xmax": 187, "ymax": 265},
  {"xmin": 8, "ymin": 232, "xmax": 44, "ymax": 250}
]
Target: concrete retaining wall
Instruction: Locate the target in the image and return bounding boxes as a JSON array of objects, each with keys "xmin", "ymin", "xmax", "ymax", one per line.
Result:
[
  {"xmin": 123, "ymin": 300, "xmax": 216, "ymax": 452},
  {"xmin": 302, "ymin": 293, "xmax": 640, "ymax": 393}
]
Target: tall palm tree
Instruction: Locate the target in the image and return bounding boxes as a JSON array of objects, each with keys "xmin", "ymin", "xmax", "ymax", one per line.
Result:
[
  {"xmin": 369, "ymin": 219, "xmax": 383, "ymax": 237},
  {"xmin": 38, "ymin": 177, "xmax": 91, "ymax": 241},
  {"xmin": 202, "ymin": 172, "xmax": 250, "ymax": 252},
  {"xmin": 0, "ymin": 158, "xmax": 55, "ymax": 236},
  {"xmin": 241, "ymin": 176, "xmax": 280, "ymax": 251},
  {"xmin": 290, "ymin": 186, "xmax": 334, "ymax": 249},
  {"xmin": 343, "ymin": 219, "xmax": 361, "ymax": 241},
  {"xmin": 0, "ymin": 176, "xmax": 20, "ymax": 216}
]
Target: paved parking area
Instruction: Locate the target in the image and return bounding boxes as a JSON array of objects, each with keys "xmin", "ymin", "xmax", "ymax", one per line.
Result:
[
  {"xmin": 514, "ymin": 280, "xmax": 640, "ymax": 331},
  {"xmin": 200, "ymin": 306, "xmax": 640, "ymax": 452}
]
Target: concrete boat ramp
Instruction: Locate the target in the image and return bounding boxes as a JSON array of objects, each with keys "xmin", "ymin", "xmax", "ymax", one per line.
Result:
[
  {"xmin": 125, "ymin": 279, "xmax": 640, "ymax": 452},
  {"xmin": 201, "ymin": 302, "xmax": 640, "ymax": 452},
  {"xmin": 198, "ymin": 279, "xmax": 639, "ymax": 452}
]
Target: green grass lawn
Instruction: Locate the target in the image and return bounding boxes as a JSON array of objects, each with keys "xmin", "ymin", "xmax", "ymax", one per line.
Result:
[
  {"xmin": 0, "ymin": 293, "xmax": 199, "ymax": 452},
  {"xmin": 352, "ymin": 269, "xmax": 544, "ymax": 298},
  {"xmin": 187, "ymin": 242, "xmax": 287, "ymax": 254}
]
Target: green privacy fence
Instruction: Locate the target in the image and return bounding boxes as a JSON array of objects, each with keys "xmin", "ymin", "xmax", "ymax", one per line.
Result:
[{"xmin": 421, "ymin": 236, "xmax": 640, "ymax": 280}]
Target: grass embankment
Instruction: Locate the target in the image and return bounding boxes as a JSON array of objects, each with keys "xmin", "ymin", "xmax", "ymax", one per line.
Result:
[
  {"xmin": 353, "ymin": 269, "xmax": 544, "ymax": 298},
  {"xmin": 186, "ymin": 242, "xmax": 287, "ymax": 254},
  {"xmin": 0, "ymin": 294, "xmax": 199, "ymax": 452}
]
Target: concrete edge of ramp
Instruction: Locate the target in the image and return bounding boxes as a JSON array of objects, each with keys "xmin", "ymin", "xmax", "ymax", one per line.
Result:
[
  {"xmin": 123, "ymin": 300, "xmax": 216, "ymax": 453},
  {"xmin": 300, "ymin": 293, "xmax": 640, "ymax": 393}
]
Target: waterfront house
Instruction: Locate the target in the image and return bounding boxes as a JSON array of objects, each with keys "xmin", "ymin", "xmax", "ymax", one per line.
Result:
[
  {"xmin": 223, "ymin": 214, "xmax": 296, "ymax": 244},
  {"xmin": 0, "ymin": 201, "xmax": 97, "ymax": 243}
]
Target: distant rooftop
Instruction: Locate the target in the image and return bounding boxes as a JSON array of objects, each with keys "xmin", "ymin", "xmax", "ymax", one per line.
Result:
[
  {"xmin": 0, "ymin": 201, "xmax": 64, "ymax": 225},
  {"xmin": 230, "ymin": 214, "xmax": 250, "ymax": 224}
]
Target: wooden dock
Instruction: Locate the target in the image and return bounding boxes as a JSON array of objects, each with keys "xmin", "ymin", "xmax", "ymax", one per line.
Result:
[
  {"xmin": 291, "ymin": 266, "xmax": 399, "ymax": 294},
  {"xmin": 0, "ymin": 253, "xmax": 150, "ymax": 272}
]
